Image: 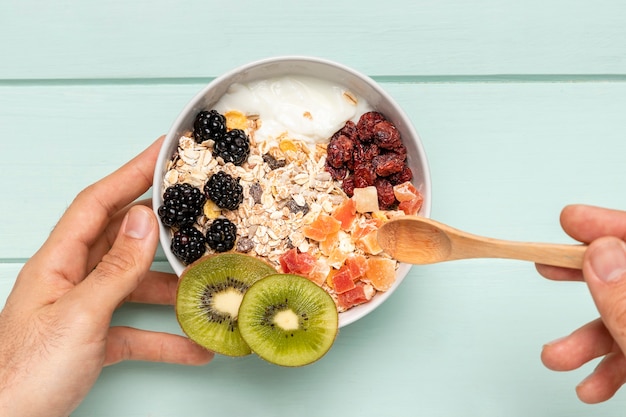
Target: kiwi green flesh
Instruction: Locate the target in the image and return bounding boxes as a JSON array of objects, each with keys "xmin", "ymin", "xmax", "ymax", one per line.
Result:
[
  {"xmin": 176, "ymin": 253, "xmax": 276, "ymax": 356},
  {"xmin": 238, "ymin": 273, "xmax": 339, "ymax": 367}
]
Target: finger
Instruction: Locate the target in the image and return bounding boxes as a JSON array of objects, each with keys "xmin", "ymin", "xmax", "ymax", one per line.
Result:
[
  {"xmin": 64, "ymin": 206, "xmax": 160, "ymax": 316},
  {"xmin": 533, "ymin": 204, "xmax": 623, "ymax": 280},
  {"xmin": 125, "ymin": 270, "xmax": 179, "ymax": 305},
  {"xmin": 576, "ymin": 351, "xmax": 626, "ymax": 404},
  {"xmin": 582, "ymin": 237, "xmax": 626, "ymax": 358},
  {"xmin": 535, "ymin": 263, "xmax": 584, "ymax": 282},
  {"xmin": 104, "ymin": 326, "xmax": 214, "ymax": 366},
  {"xmin": 39, "ymin": 137, "xmax": 164, "ymax": 286},
  {"xmin": 86, "ymin": 199, "xmax": 153, "ymax": 272},
  {"xmin": 560, "ymin": 204, "xmax": 626, "ymax": 243},
  {"xmin": 541, "ymin": 318, "xmax": 614, "ymax": 371}
]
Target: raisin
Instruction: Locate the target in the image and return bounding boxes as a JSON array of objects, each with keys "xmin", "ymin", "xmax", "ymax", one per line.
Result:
[
  {"xmin": 286, "ymin": 198, "xmax": 309, "ymax": 215},
  {"xmin": 373, "ymin": 121, "xmax": 402, "ymax": 150},
  {"xmin": 375, "ymin": 178, "xmax": 396, "ymax": 210},
  {"xmin": 263, "ymin": 153, "xmax": 286, "ymax": 170},
  {"xmin": 249, "ymin": 182, "xmax": 263, "ymax": 205},
  {"xmin": 236, "ymin": 237, "xmax": 255, "ymax": 253},
  {"xmin": 373, "ymin": 153, "xmax": 405, "ymax": 177},
  {"xmin": 357, "ymin": 111, "xmax": 386, "ymax": 142}
]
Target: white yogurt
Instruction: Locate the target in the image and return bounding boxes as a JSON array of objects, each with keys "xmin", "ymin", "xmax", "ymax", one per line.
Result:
[{"xmin": 212, "ymin": 75, "xmax": 372, "ymax": 145}]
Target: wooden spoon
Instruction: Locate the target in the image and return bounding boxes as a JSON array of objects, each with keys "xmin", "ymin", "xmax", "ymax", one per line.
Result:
[{"xmin": 376, "ymin": 216, "xmax": 586, "ymax": 269}]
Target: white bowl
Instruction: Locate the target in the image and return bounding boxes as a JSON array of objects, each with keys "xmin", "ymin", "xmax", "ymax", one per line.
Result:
[{"xmin": 153, "ymin": 56, "xmax": 431, "ymax": 328}]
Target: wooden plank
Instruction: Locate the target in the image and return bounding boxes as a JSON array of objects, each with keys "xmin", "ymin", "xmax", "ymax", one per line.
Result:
[
  {"xmin": 0, "ymin": 82, "xmax": 197, "ymax": 260},
  {"xmin": 3, "ymin": 81, "xmax": 626, "ymax": 260},
  {"xmin": 1, "ymin": 0, "xmax": 625, "ymax": 79},
  {"xmin": 2, "ymin": 261, "xmax": 623, "ymax": 416}
]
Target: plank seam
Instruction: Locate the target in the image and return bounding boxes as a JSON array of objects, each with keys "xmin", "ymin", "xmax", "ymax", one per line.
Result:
[{"xmin": 1, "ymin": 74, "xmax": 626, "ymax": 86}]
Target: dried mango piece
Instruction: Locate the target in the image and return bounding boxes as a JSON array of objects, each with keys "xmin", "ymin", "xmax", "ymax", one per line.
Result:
[
  {"xmin": 331, "ymin": 198, "xmax": 357, "ymax": 230},
  {"xmin": 356, "ymin": 230, "xmax": 383, "ymax": 255},
  {"xmin": 365, "ymin": 257, "xmax": 397, "ymax": 291},
  {"xmin": 371, "ymin": 211, "xmax": 389, "ymax": 227},
  {"xmin": 303, "ymin": 213, "xmax": 341, "ymax": 241}
]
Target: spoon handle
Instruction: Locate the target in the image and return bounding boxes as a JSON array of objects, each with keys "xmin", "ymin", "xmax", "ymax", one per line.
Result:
[{"xmin": 450, "ymin": 234, "xmax": 586, "ymax": 269}]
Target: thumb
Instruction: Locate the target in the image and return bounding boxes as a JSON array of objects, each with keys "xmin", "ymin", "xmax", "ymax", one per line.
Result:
[
  {"xmin": 71, "ymin": 205, "xmax": 160, "ymax": 316},
  {"xmin": 583, "ymin": 236, "xmax": 626, "ymax": 351}
]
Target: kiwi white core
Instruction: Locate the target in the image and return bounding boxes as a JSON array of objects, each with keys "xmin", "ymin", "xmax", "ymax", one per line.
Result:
[
  {"xmin": 273, "ymin": 309, "xmax": 299, "ymax": 331},
  {"xmin": 212, "ymin": 289, "xmax": 244, "ymax": 319}
]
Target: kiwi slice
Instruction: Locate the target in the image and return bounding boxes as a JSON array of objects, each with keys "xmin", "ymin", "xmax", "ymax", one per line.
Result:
[
  {"xmin": 176, "ymin": 253, "xmax": 276, "ymax": 356},
  {"xmin": 238, "ymin": 273, "xmax": 339, "ymax": 367}
]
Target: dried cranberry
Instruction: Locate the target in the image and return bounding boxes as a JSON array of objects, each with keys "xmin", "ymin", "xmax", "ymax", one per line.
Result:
[
  {"xmin": 357, "ymin": 111, "xmax": 386, "ymax": 142},
  {"xmin": 327, "ymin": 134, "xmax": 355, "ymax": 168},
  {"xmin": 375, "ymin": 178, "xmax": 396, "ymax": 210},
  {"xmin": 326, "ymin": 164, "xmax": 348, "ymax": 181},
  {"xmin": 342, "ymin": 176, "xmax": 355, "ymax": 197},
  {"xmin": 336, "ymin": 120, "xmax": 358, "ymax": 142},
  {"xmin": 373, "ymin": 121, "xmax": 402, "ymax": 150},
  {"xmin": 325, "ymin": 113, "xmax": 414, "ymax": 209},
  {"xmin": 388, "ymin": 166, "xmax": 413, "ymax": 185},
  {"xmin": 393, "ymin": 144, "xmax": 408, "ymax": 160},
  {"xmin": 353, "ymin": 162, "xmax": 377, "ymax": 188},
  {"xmin": 354, "ymin": 141, "xmax": 379, "ymax": 165},
  {"xmin": 373, "ymin": 153, "xmax": 405, "ymax": 177}
]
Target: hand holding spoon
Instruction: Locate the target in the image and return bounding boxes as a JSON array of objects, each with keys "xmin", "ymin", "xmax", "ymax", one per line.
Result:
[{"xmin": 376, "ymin": 216, "xmax": 586, "ymax": 269}]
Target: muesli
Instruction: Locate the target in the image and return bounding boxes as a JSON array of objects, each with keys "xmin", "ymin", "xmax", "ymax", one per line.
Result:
[{"xmin": 159, "ymin": 78, "xmax": 423, "ymax": 311}]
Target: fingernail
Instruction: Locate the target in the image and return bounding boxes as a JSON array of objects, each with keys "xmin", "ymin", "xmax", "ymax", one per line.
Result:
[
  {"xmin": 123, "ymin": 207, "xmax": 153, "ymax": 239},
  {"xmin": 589, "ymin": 238, "xmax": 626, "ymax": 282}
]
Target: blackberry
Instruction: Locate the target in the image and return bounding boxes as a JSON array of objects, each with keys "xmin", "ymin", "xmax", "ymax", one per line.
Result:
[
  {"xmin": 206, "ymin": 218, "xmax": 237, "ymax": 253},
  {"xmin": 204, "ymin": 171, "xmax": 243, "ymax": 210},
  {"xmin": 213, "ymin": 128, "xmax": 250, "ymax": 165},
  {"xmin": 171, "ymin": 226, "xmax": 206, "ymax": 264},
  {"xmin": 193, "ymin": 110, "xmax": 227, "ymax": 143},
  {"xmin": 158, "ymin": 183, "xmax": 206, "ymax": 227}
]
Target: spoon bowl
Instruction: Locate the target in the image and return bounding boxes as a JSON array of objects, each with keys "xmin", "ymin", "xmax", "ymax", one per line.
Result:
[{"xmin": 377, "ymin": 216, "xmax": 586, "ymax": 269}]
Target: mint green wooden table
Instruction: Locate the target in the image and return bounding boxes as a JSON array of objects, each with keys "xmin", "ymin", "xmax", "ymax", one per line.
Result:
[{"xmin": 2, "ymin": 1, "xmax": 626, "ymax": 415}]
